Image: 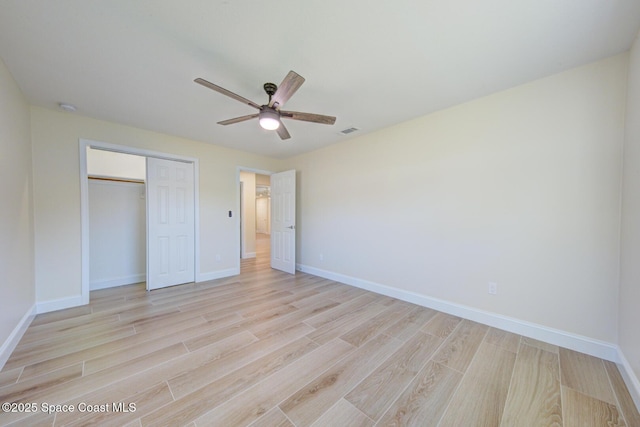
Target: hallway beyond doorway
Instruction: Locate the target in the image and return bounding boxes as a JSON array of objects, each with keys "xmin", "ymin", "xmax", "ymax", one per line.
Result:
[{"xmin": 242, "ymin": 233, "xmax": 270, "ymax": 272}]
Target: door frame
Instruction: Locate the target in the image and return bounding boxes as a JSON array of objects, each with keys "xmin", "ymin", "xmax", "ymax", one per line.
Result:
[
  {"xmin": 79, "ymin": 138, "xmax": 200, "ymax": 304},
  {"xmin": 236, "ymin": 166, "xmax": 274, "ymax": 269}
]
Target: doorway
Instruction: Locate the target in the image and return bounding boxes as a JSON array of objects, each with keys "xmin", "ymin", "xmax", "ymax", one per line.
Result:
[
  {"xmin": 79, "ymin": 139, "xmax": 200, "ymax": 304},
  {"xmin": 237, "ymin": 168, "xmax": 296, "ymax": 274},
  {"xmin": 239, "ymin": 170, "xmax": 272, "ymax": 270},
  {"xmin": 86, "ymin": 148, "xmax": 146, "ymax": 291}
]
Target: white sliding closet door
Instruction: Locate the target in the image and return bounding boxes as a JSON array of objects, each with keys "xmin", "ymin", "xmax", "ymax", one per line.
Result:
[{"xmin": 146, "ymin": 157, "xmax": 195, "ymax": 290}]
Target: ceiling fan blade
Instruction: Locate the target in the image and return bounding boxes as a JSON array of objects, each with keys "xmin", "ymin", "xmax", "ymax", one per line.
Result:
[
  {"xmin": 276, "ymin": 121, "xmax": 291, "ymax": 140},
  {"xmin": 195, "ymin": 78, "xmax": 261, "ymax": 110},
  {"xmin": 217, "ymin": 114, "xmax": 259, "ymax": 125},
  {"xmin": 280, "ymin": 110, "xmax": 336, "ymax": 125},
  {"xmin": 269, "ymin": 71, "xmax": 305, "ymax": 108}
]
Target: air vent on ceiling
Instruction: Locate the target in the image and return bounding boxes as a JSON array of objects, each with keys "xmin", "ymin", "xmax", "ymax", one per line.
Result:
[{"xmin": 339, "ymin": 126, "xmax": 360, "ymax": 135}]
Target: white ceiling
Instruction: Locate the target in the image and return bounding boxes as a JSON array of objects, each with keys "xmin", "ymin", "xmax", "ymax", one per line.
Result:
[{"xmin": 1, "ymin": 1, "xmax": 639, "ymax": 159}]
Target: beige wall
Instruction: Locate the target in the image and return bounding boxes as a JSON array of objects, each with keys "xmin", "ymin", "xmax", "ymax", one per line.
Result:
[
  {"xmin": 620, "ymin": 32, "xmax": 640, "ymax": 384},
  {"xmin": 87, "ymin": 148, "xmax": 146, "ymax": 180},
  {"xmin": 0, "ymin": 58, "xmax": 35, "ymax": 346},
  {"xmin": 286, "ymin": 54, "xmax": 628, "ymax": 343},
  {"xmin": 256, "ymin": 174, "xmax": 271, "ymax": 186},
  {"xmin": 30, "ymin": 107, "xmax": 282, "ymax": 303}
]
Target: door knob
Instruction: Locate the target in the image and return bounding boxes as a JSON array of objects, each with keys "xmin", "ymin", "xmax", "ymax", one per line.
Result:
[{"xmin": 286, "ymin": 225, "xmax": 296, "ymax": 229}]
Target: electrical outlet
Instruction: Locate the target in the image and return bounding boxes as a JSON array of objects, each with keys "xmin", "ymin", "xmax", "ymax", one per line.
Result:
[
  {"xmin": 488, "ymin": 282, "xmax": 497, "ymax": 295},
  {"xmin": 319, "ymin": 253, "xmax": 324, "ymax": 262},
  {"xmin": 215, "ymin": 254, "xmax": 221, "ymax": 262}
]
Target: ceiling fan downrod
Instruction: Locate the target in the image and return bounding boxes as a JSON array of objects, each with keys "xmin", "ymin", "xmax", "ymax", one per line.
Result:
[{"xmin": 263, "ymin": 83, "xmax": 277, "ymax": 105}]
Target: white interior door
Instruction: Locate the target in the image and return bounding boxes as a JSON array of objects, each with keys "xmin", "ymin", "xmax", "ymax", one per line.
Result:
[
  {"xmin": 146, "ymin": 157, "xmax": 195, "ymax": 290},
  {"xmin": 270, "ymin": 169, "xmax": 296, "ymax": 274}
]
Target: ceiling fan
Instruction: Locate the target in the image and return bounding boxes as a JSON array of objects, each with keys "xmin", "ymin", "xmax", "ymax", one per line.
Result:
[{"xmin": 194, "ymin": 71, "xmax": 336, "ymax": 140}]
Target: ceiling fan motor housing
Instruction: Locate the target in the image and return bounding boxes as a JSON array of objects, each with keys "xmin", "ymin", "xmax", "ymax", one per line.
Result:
[{"xmin": 263, "ymin": 82, "xmax": 277, "ymax": 97}]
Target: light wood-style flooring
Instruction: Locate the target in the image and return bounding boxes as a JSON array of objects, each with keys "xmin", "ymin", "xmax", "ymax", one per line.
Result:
[{"xmin": 1, "ymin": 234, "xmax": 639, "ymax": 426}]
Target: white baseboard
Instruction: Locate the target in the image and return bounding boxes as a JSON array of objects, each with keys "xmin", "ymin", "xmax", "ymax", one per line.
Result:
[
  {"xmin": 0, "ymin": 304, "xmax": 36, "ymax": 370},
  {"xmin": 90, "ymin": 273, "xmax": 145, "ymax": 291},
  {"xmin": 296, "ymin": 264, "xmax": 620, "ymax": 362},
  {"xmin": 242, "ymin": 252, "xmax": 256, "ymax": 259},
  {"xmin": 197, "ymin": 267, "xmax": 240, "ymax": 283},
  {"xmin": 616, "ymin": 347, "xmax": 640, "ymax": 411},
  {"xmin": 36, "ymin": 295, "xmax": 84, "ymax": 314}
]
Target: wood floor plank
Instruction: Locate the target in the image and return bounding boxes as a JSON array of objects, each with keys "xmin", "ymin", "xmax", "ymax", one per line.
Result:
[
  {"xmin": 126, "ymin": 308, "xmax": 205, "ymax": 332},
  {"xmin": 182, "ymin": 321, "xmax": 248, "ymax": 352},
  {"xmin": 89, "ymin": 297, "xmax": 153, "ymax": 315},
  {"xmin": 431, "ymin": 319, "xmax": 488, "ymax": 373},
  {"xmin": 82, "ymin": 326, "xmax": 203, "ymax": 376},
  {"xmin": 521, "ymin": 336, "xmax": 558, "ymax": 353},
  {"xmin": 560, "ymin": 348, "xmax": 616, "ymax": 404},
  {"xmin": 52, "ymin": 331, "xmax": 257, "ymax": 425},
  {"xmin": 3, "ymin": 326, "xmax": 136, "ymax": 371},
  {"xmin": 141, "ymin": 340, "xmax": 353, "ymax": 427},
  {"xmin": 370, "ymin": 295, "xmax": 401, "ymax": 307},
  {"xmin": 147, "ymin": 282, "xmax": 248, "ymax": 307},
  {"xmin": 242, "ymin": 288, "xmax": 325, "ymax": 318},
  {"xmin": 18, "ymin": 313, "xmax": 121, "ymax": 346},
  {"xmin": 0, "ymin": 363, "xmax": 83, "ymax": 404},
  {"xmin": 179, "ymin": 288, "xmax": 291, "ymax": 319},
  {"xmin": 305, "ymin": 299, "xmax": 387, "ymax": 345},
  {"xmin": 304, "ymin": 294, "xmax": 377, "ymax": 328},
  {"xmin": 64, "ymin": 382, "xmax": 173, "ymax": 427},
  {"xmin": 340, "ymin": 302, "xmax": 415, "ymax": 347},
  {"xmin": 28, "ymin": 305, "xmax": 92, "ymax": 327},
  {"xmin": 279, "ymin": 333, "xmax": 399, "ymax": 426},
  {"xmin": 0, "ymin": 343, "xmax": 185, "ymax": 426},
  {"xmin": 311, "ymin": 399, "xmax": 373, "ymax": 427},
  {"xmin": 420, "ymin": 312, "xmax": 462, "ymax": 338},
  {"xmin": 248, "ymin": 407, "xmax": 295, "ymax": 427},
  {"xmin": 168, "ymin": 324, "xmax": 314, "ymax": 399},
  {"xmin": 484, "ymin": 327, "xmax": 521, "ymax": 353},
  {"xmin": 345, "ymin": 331, "xmax": 443, "ymax": 421},
  {"xmin": 318, "ymin": 284, "xmax": 368, "ymax": 302},
  {"xmin": 500, "ymin": 343, "xmax": 562, "ymax": 427},
  {"xmin": 288, "ymin": 290, "xmax": 336, "ymax": 310},
  {"xmin": 0, "ymin": 367, "xmax": 22, "ymax": 388},
  {"xmin": 562, "ymin": 386, "xmax": 626, "ymax": 427},
  {"xmin": 90, "ymin": 282, "xmax": 146, "ymax": 300},
  {"xmin": 376, "ymin": 361, "xmax": 463, "ymax": 426},
  {"xmin": 157, "ymin": 337, "xmax": 319, "ymax": 423},
  {"xmin": 380, "ymin": 306, "xmax": 438, "ymax": 343},
  {"xmin": 19, "ymin": 315, "xmax": 207, "ymax": 381},
  {"xmin": 604, "ymin": 360, "xmax": 640, "ymax": 427},
  {"xmin": 438, "ymin": 342, "xmax": 516, "ymax": 427},
  {"xmin": 1, "ymin": 410, "xmax": 55, "ymax": 426},
  {"xmin": 237, "ymin": 303, "xmax": 300, "ymax": 329},
  {"xmin": 149, "ymin": 338, "xmax": 354, "ymax": 427},
  {"xmin": 247, "ymin": 299, "xmax": 340, "ymax": 339},
  {"xmin": 114, "ymin": 304, "xmax": 182, "ymax": 323}
]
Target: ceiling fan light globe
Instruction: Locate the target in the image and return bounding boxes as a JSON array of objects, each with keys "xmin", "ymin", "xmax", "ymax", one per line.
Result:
[
  {"xmin": 259, "ymin": 116, "xmax": 280, "ymax": 130},
  {"xmin": 259, "ymin": 109, "xmax": 280, "ymax": 130}
]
